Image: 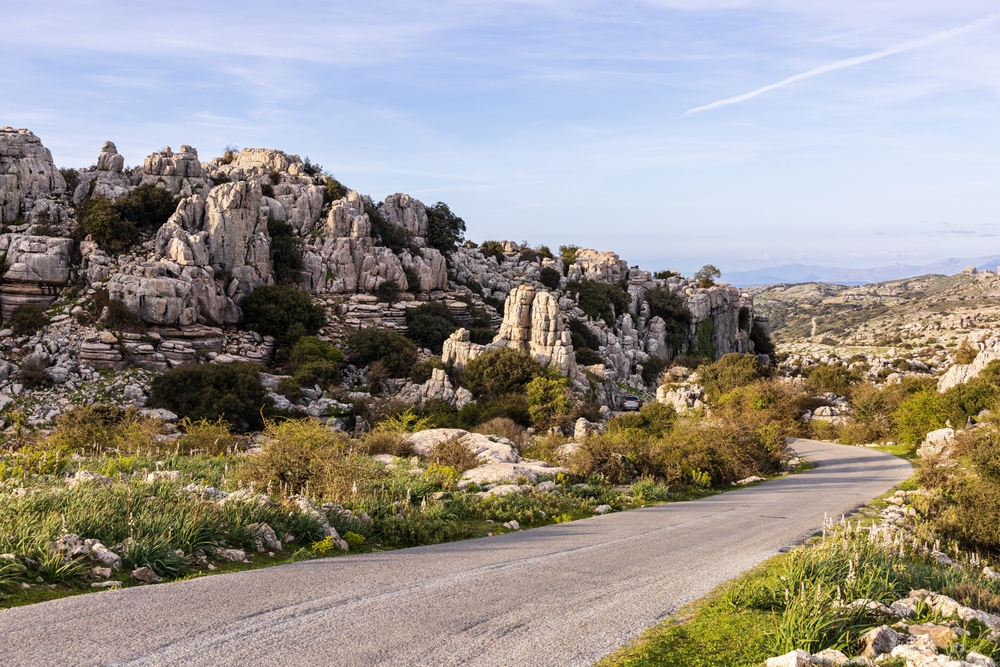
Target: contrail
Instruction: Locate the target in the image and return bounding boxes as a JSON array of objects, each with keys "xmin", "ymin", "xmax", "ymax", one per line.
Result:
[{"xmin": 685, "ymin": 13, "xmax": 1000, "ymax": 115}]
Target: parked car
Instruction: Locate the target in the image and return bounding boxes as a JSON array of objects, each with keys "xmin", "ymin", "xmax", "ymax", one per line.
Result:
[{"xmin": 622, "ymin": 395, "xmax": 642, "ymax": 412}]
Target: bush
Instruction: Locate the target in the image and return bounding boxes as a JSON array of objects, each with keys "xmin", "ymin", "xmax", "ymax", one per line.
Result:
[
  {"xmin": 955, "ymin": 339, "xmax": 978, "ymax": 365},
  {"xmin": 689, "ymin": 318, "xmax": 716, "ymax": 360},
  {"xmin": 344, "ymin": 327, "xmax": 417, "ymax": 378},
  {"xmin": 176, "ymin": 417, "xmax": 237, "ymax": 455},
  {"xmin": 471, "ymin": 417, "xmax": 526, "ymax": 447},
  {"xmin": 428, "ymin": 438, "xmax": 479, "ymax": 473},
  {"xmin": 640, "ymin": 355, "xmax": 664, "ymax": 386},
  {"xmin": 74, "ymin": 196, "xmax": 138, "ymax": 253},
  {"xmin": 323, "ymin": 176, "xmax": 347, "ymax": 206},
  {"xmin": 893, "ymin": 389, "xmax": 947, "ymax": 445},
  {"xmin": 149, "ymin": 362, "xmax": 270, "ymax": 432},
  {"xmin": 268, "ymin": 219, "xmax": 303, "ymax": 285},
  {"xmin": 558, "ymin": 245, "xmax": 579, "ymax": 270},
  {"xmin": 539, "ymin": 267, "xmax": 562, "ymax": 289},
  {"xmin": 15, "ymin": 355, "xmax": 51, "ymax": 388},
  {"xmin": 60, "ymin": 167, "xmax": 80, "ymax": 194},
  {"xmin": 45, "ymin": 405, "xmax": 162, "ymax": 455},
  {"xmin": 805, "ymin": 363, "xmax": 857, "ymax": 396},
  {"xmin": 461, "ymin": 347, "xmax": 545, "ymax": 398},
  {"xmin": 114, "ymin": 183, "xmax": 177, "ymax": 231},
  {"xmin": 694, "ymin": 264, "xmax": 720, "ymax": 289},
  {"xmin": 526, "ymin": 375, "xmax": 574, "ymax": 429},
  {"xmin": 479, "ymin": 240, "xmax": 506, "ymax": 263},
  {"xmin": 644, "ymin": 287, "xmax": 691, "ymax": 353},
  {"xmin": 8, "ymin": 305, "xmax": 48, "ymax": 336},
  {"xmin": 425, "ymin": 202, "xmax": 466, "ymax": 256},
  {"xmin": 700, "ymin": 353, "xmax": 766, "ymax": 402},
  {"xmin": 565, "ymin": 280, "xmax": 631, "ymax": 326},
  {"xmin": 240, "ymin": 285, "xmax": 325, "ymax": 348},
  {"xmin": 405, "ymin": 302, "xmax": 457, "ymax": 353},
  {"xmin": 605, "ymin": 402, "xmax": 676, "ymax": 439},
  {"xmin": 288, "ymin": 336, "xmax": 343, "ymax": 388},
  {"xmin": 91, "ymin": 289, "xmax": 144, "ymax": 332},
  {"xmin": 403, "ymin": 267, "xmax": 420, "ymax": 293},
  {"xmin": 750, "ymin": 323, "xmax": 775, "ymax": 357},
  {"xmin": 375, "ymin": 280, "xmax": 401, "ymax": 304},
  {"xmin": 469, "ymin": 327, "xmax": 496, "ymax": 345}
]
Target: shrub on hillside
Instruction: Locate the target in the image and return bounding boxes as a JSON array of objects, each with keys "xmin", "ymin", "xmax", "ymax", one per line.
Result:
[
  {"xmin": 375, "ymin": 280, "xmax": 401, "ymax": 304},
  {"xmin": 461, "ymin": 347, "xmax": 544, "ymax": 398},
  {"xmin": 694, "ymin": 264, "xmax": 720, "ymax": 289},
  {"xmin": 689, "ymin": 318, "xmax": 716, "ymax": 361},
  {"xmin": 268, "ymin": 219, "xmax": 303, "ymax": 284},
  {"xmin": 750, "ymin": 323, "xmax": 775, "ymax": 357},
  {"xmin": 805, "ymin": 363, "xmax": 858, "ymax": 396},
  {"xmin": 114, "ymin": 183, "xmax": 178, "ymax": 231},
  {"xmin": 345, "ymin": 327, "xmax": 417, "ymax": 378},
  {"xmin": 425, "ymin": 202, "xmax": 466, "ymax": 256},
  {"xmin": 367, "ymin": 202, "xmax": 414, "ymax": 254},
  {"xmin": 428, "ymin": 437, "xmax": 479, "ymax": 473},
  {"xmin": 565, "ymin": 280, "xmax": 631, "ymax": 326},
  {"xmin": 149, "ymin": 362, "xmax": 270, "ymax": 432},
  {"xmin": 8, "ymin": 305, "xmax": 48, "ymax": 336},
  {"xmin": 410, "ymin": 358, "xmax": 445, "ymax": 385},
  {"xmin": 558, "ymin": 245, "xmax": 578, "ymax": 271},
  {"xmin": 893, "ymin": 389, "xmax": 947, "ymax": 445},
  {"xmin": 526, "ymin": 375, "xmax": 574, "ymax": 429},
  {"xmin": 323, "ymin": 176, "xmax": 347, "ymax": 206},
  {"xmin": 479, "ymin": 240, "xmax": 505, "ymax": 263},
  {"xmin": 644, "ymin": 287, "xmax": 692, "ymax": 354},
  {"xmin": 289, "ymin": 336, "xmax": 343, "ymax": 388},
  {"xmin": 240, "ymin": 285, "xmax": 325, "ymax": 348},
  {"xmin": 74, "ymin": 196, "xmax": 138, "ymax": 253},
  {"xmin": 539, "ymin": 267, "xmax": 562, "ymax": 290},
  {"xmin": 640, "ymin": 355, "xmax": 664, "ymax": 386},
  {"xmin": 405, "ymin": 302, "xmax": 457, "ymax": 353},
  {"xmin": 699, "ymin": 353, "xmax": 767, "ymax": 402},
  {"xmin": 91, "ymin": 289, "xmax": 144, "ymax": 332}
]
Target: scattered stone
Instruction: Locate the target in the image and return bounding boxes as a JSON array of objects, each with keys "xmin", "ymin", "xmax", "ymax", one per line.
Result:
[
  {"xmin": 503, "ymin": 520, "xmax": 520, "ymax": 531},
  {"xmin": 130, "ymin": 567, "xmax": 162, "ymax": 584},
  {"xmin": 594, "ymin": 505, "xmax": 613, "ymax": 514},
  {"xmin": 91, "ymin": 580, "xmax": 123, "ymax": 589},
  {"xmin": 210, "ymin": 547, "xmax": 249, "ymax": 563},
  {"xmin": 859, "ymin": 625, "xmax": 904, "ymax": 658},
  {"xmin": 765, "ymin": 649, "xmax": 813, "ymax": 667}
]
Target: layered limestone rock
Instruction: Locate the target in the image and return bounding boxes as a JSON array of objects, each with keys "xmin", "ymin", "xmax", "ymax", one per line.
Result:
[
  {"xmin": 72, "ymin": 141, "xmax": 132, "ymax": 205},
  {"xmin": 397, "ymin": 368, "xmax": 474, "ymax": 409},
  {"xmin": 938, "ymin": 338, "xmax": 1000, "ymax": 392},
  {"xmin": 567, "ymin": 249, "xmax": 629, "ymax": 284},
  {"xmin": 399, "ymin": 248, "xmax": 448, "ymax": 293},
  {"xmin": 0, "ymin": 127, "xmax": 66, "ymax": 224},
  {"xmin": 0, "ymin": 233, "xmax": 74, "ymax": 318},
  {"xmin": 442, "ymin": 285, "xmax": 577, "ymax": 379},
  {"xmin": 378, "ymin": 193, "xmax": 428, "ymax": 244},
  {"xmin": 140, "ymin": 145, "xmax": 210, "ymax": 197},
  {"xmin": 301, "ymin": 190, "xmax": 417, "ymax": 295},
  {"xmin": 206, "ymin": 147, "xmax": 325, "ymax": 235}
]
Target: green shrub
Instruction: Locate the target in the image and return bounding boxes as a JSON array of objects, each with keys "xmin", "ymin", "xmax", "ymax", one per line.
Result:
[
  {"xmin": 425, "ymin": 202, "xmax": 466, "ymax": 256},
  {"xmin": 700, "ymin": 353, "xmax": 765, "ymax": 402},
  {"xmin": 750, "ymin": 323, "xmax": 775, "ymax": 357},
  {"xmin": 16, "ymin": 356, "xmax": 51, "ymax": 388},
  {"xmin": 461, "ymin": 347, "xmax": 545, "ymax": 398},
  {"xmin": 469, "ymin": 327, "xmax": 496, "ymax": 345},
  {"xmin": 641, "ymin": 355, "xmax": 664, "ymax": 386},
  {"xmin": 955, "ymin": 338, "xmax": 978, "ymax": 365},
  {"xmin": 405, "ymin": 302, "xmax": 457, "ymax": 353},
  {"xmin": 558, "ymin": 245, "xmax": 579, "ymax": 271},
  {"xmin": 74, "ymin": 196, "xmax": 138, "ymax": 253},
  {"xmin": 605, "ymin": 402, "xmax": 677, "ymax": 439},
  {"xmin": 344, "ymin": 327, "xmax": 417, "ymax": 378},
  {"xmin": 375, "ymin": 280, "xmax": 401, "ymax": 304},
  {"xmin": 690, "ymin": 317, "xmax": 716, "ymax": 360},
  {"xmin": 644, "ymin": 286, "xmax": 691, "ymax": 353},
  {"xmin": 893, "ymin": 389, "xmax": 947, "ymax": 445},
  {"xmin": 8, "ymin": 305, "xmax": 48, "ymax": 336},
  {"xmin": 539, "ymin": 267, "xmax": 562, "ymax": 289},
  {"xmin": 268, "ymin": 219, "xmax": 303, "ymax": 285},
  {"xmin": 694, "ymin": 264, "xmax": 720, "ymax": 289},
  {"xmin": 114, "ymin": 183, "xmax": 177, "ymax": 231},
  {"xmin": 428, "ymin": 437, "xmax": 479, "ymax": 472},
  {"xmin": 805, "ymin": 363, "xmax": 857, "ymax": 396},
  {"xmin": 565, "ymin": 280, "xmax": 631, "ymax": 326},
  {"xmin": 479, "ymin": 240, "xmax": 506, "ymax": 263},
  {"xmin": 526, "ymin": 375, "xmax": 573, "ymax": 428},
  {"xmin": 91, "ymin": 289, "xmax": 144, "ymax": 332},
  {"xmin": 59, "ymin": 167, "xmax": 80, "ymax": 194},
  {"xmin": 323, "ymin": 176, "xmax": 347, "ymax": 206},
  {"xmin": 575, "ymin": 348, "xmax": 603, "ymax": 366},
  {"xmin": 402, "ymin": 267, "xmax": 420, "ymax": 293},
  {"xmin": 149, "ymin": 362, "xmax": 270, "ymax": 432},
  {"xmin": 240, "ymin": 285, "xmax": 325, "ymax": 348}
]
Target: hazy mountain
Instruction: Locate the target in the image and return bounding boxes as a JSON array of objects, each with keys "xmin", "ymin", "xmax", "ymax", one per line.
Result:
[{"xmin": 723, "ymin": 256, "xmax": 1000, "ymax": 287}]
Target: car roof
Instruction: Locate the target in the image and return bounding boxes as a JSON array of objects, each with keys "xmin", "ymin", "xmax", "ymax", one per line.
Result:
[{"xmin": 625, "ymin": 395, "xmax": 640, "ymax": 400}]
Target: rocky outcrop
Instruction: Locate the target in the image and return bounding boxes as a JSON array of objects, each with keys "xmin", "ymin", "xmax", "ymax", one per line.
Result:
[
  {"xmin": 0, "ymin": 233, "xmax": 74, "ymax": 318},
  {"xmin": 567, "ymin": 249, "xmax": 629, "ymax": 284},
  {"xmin": 140, "ymin": 145, "xmax": 210, "ymax": 197},
  {"xmin": 0, "ymin": 128, "xmax": 66, "ymax": 224},
  {"xmin": 72, "ymin": 141, "xmax": 132, "ymax": 205},
  {"xmin": 397, "ymin": 368, "xmax": 474, "ymax": 409},
  {"xmin": 937, "ymin": 338, "xmax": 1000, "ymax": 392},
  {"xmin": 379, "ymin": 193, "xmax": 427, "ymax": 243}
]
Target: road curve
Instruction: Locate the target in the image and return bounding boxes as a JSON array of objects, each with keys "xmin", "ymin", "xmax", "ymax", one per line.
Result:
[{"xmin": 1, "ymin": 440, "xmax": 910, "ymax": 667}]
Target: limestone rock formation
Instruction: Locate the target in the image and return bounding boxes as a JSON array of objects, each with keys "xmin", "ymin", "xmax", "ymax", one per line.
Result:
[
  {"xmin": 0, "ymin": 233, "xmax": 74, "ymax": 317},
  {"xmin": 397, "ymin": 368, "xmax": 474, "ymax": 410},
  {"xmin": 72, "ymin": 141, "xmax": 132, "ymax": 205},
  {"xmin": 140, "ymin": 145, "xmax": 209, "ymax": 197},
  {"xmin": 378, "ymin": 193, "xmax": 427, "ymax": 243},
  {"xmin": 937, "ymin": 337, "xmax": 1000, "ymax": 392},
  {"xmin": 0, "ymin": 127, "xmax": 66, "ymax": 224}
]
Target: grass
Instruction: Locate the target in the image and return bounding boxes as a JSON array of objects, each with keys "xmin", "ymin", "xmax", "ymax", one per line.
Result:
[{"xmin": 599, "ymin": 482, "xmax": 1000, "ymax": 667}]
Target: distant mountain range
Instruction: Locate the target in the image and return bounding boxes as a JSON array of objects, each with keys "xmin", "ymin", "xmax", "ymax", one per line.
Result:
[{"xmin": 721, "ymin": 255, "xmax": 1000, "ymax": 287}]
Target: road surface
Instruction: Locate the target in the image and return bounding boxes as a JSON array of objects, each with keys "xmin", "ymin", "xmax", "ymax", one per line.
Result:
[{"xmin": 0, "ymin": 439, "xmax": 911, "ymax": 667}]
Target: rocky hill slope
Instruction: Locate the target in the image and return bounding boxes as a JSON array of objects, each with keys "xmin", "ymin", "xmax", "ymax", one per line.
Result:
[{"xmin": 0, "ymin": 127, "xmax": 772, "ymax": 428}]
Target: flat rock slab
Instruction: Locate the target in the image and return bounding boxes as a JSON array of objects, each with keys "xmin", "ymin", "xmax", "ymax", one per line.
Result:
[{"xmin": 0, "ymin": 440, "xmax": 911, "ymax": 667}]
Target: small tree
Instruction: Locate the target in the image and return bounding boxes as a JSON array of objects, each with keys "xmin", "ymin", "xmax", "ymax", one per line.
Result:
[
  {"xmin": 405, "ymin": 302, "xmax": 457, "ymax": 353},
  {"xmin": 526, "ymin": 375, "xmax": 573, "ymax": 428},
  {"xmin": 345, "ymin": 327, "xmax": 417, "ymax": 378},
  {"xmin": 240, "ymin": 285, "xmax": 325, "ymax": 348},
  {"xmin": 539, "ymin": 267, "xmax": 562, "ymax": 290},
  {"xmin": 425, "ymin": 202, "xmax": 466, "ymax": 256},
  {"xmin": 461, "ymin": 347, "xmax": 544, "ymax": 398},
  {"xmin": 694, "ymin": 264, "xmax": 721, "ymax": 289},
  {"xmin": 149, "ymin": 362, "xmax": 270, "ymax": 432},
  {"xmin": 645, "ymin": 287, "xmax": 691, "ymax": 354}
]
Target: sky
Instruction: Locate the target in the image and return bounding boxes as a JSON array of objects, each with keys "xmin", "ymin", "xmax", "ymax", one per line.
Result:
[{"xmin": 2, "ymin": 1, "xmax": 999, "ymax": 275}]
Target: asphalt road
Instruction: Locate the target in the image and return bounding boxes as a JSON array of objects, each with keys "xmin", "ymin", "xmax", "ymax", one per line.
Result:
[{"xmin": 0, "ymin": 439, "xmax": 911, "ymax": 667}]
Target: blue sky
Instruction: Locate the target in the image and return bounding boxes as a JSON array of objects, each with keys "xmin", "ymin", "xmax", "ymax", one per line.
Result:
[{"xmin": 3, "ymin": 1, "xmax": 999, "ymax": 275}]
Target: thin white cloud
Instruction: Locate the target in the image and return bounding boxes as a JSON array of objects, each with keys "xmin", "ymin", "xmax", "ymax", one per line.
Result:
[{"xmin": 685, "ymin": 12, "xmax": 1000, "ymax": 114}]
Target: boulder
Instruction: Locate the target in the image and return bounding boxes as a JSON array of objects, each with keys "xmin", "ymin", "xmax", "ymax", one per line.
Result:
[
  {"xmin": 379, "ymin": 193, "xmax": 428, "ymax": 242},
  {"xmin": 140, "ymin": 145, "xmax": 210, "ymax": 197},
  {"xmin": 0, "ymin": 127, "xmax": 65, "ymax": 224},
  {"xmin": 73, "ymin": 141, "xmax": 132, "ymax": 204},
  {"xmin": 130, "ymin": 566, "xmax": 163, "ymax": 584}
]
